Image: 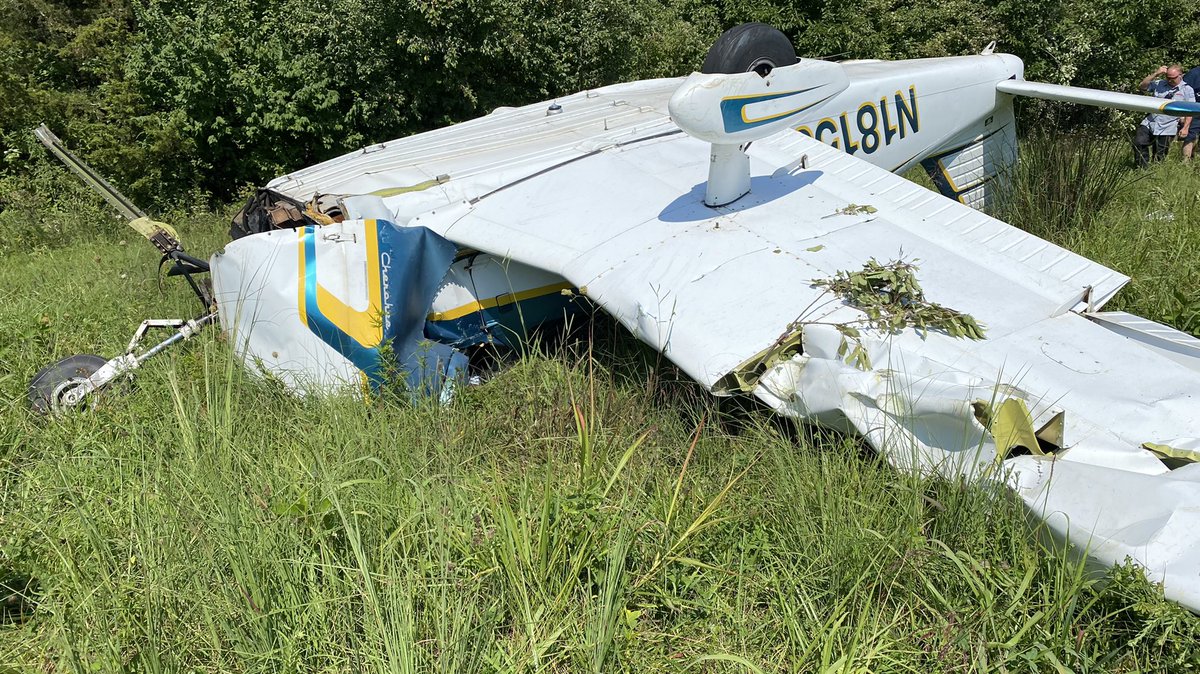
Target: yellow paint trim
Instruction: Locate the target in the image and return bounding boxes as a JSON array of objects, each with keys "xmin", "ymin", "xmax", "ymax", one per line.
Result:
[
  {"xmin": 297, "ymin": 228, "xmax": 308, "ymax": 328},
  {"xmin": 938, "ymin": 159, "xmax": 960, "ymax": 193},
  {"xmin": 894, "ymin": 86, "xmax": 920, "ymax": 139},
  {"xmin": 720, "ymin": 88, "xmax": 806, "ymax": 102},
  {"xmin": 369, "ymin": 176, "xmax": 447, "ymax": 198},
  {"xmin": 815, "ymin": 118, "xmax": 840, "ymax": 148},
  {"xmin": 936, "ymin": 145, "xmax": 987, "ymax": 195},
  {"xmin": 837, "ymin": 112, "xmax": 859, "ymax": 153},
  {"xmin": 740, "ymin": 99, "xmax": 822, "ymax": 125},
  {"xmin": 991, "ymin": 398, "xmax": 1043, "ymax": 456},
  {"xmin": 314, "ymin": 220, "xmax": 383, "ymax": 347},
  {"xmin": 430, "ymin": 282, "xmax": 573, "ymax": 322},
  {"xmin": 718, "ymin": 89, "xmax": 830, "ymax": 126},
  {"xmin": 879, "ymin": 96, "xmax": 898, "ymax": 141}
]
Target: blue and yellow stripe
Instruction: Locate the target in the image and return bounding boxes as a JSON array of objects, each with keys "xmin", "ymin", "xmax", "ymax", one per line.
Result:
[
  {"xmin": 297, "ymin": 223, "xmax": 385, "ymax": 382},
  {"xmin": 719, "ymin": 87, "xmax": 830, "ymax": 134}
]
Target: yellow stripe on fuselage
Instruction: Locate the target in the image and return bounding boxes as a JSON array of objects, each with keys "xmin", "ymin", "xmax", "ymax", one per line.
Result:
[
  {"xmin": 315, "ymin": 220, "xmax": 383, "ymax": 347},
  {"xmin": 298, "ymin": 222, "xmax": 385, "ymax": 348},
  {"xmin": 429, "ymin": 282, "xmax": 573, "ymax": 322}
]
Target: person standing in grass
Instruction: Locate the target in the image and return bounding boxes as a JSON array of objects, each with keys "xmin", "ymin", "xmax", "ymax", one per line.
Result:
[
  {"xmin": 1182, "ymin": 65, "xmax": 1200, "ymax": 163},
  {"xmin": 1134, "ymin": 64, "xmax": 1194, "ymax": 168}
]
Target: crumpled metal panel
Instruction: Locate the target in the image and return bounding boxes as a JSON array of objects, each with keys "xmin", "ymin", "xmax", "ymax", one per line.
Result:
[
  {"xmin": 409, "ymin": 129, "xmax": 1200, "ymax": 610},
  {"xmin": 235, "ymin": 74, "xmax": 1199, "ymax": 610}
]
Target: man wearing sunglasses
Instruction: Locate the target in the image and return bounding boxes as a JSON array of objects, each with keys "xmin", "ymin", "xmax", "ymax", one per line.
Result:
[{"xmin": 1134, "ymin": 64, "xmax": 1195, "ymax": 168}]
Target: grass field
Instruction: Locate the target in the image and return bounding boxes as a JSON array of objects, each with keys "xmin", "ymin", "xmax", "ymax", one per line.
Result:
[{"xmin": 2, "ymin": 141, "xmax": 1200, "ymax": 672}]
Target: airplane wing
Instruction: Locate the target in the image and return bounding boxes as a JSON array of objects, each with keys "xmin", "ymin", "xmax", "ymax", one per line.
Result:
[
  {"xmin": 408, "ymin": 126, "xmax": 1200, "ymax": 610},
  {"xmin": 998, "ymin": 79, "xmax": 1200, "ymax": 116},
  {"xmin": 415, "ymin": 127, "xmax": 1133, "ymax": 391},
  {"xmin": 216, "ymin": 74, "xmax": 1200, "ymax": 610}
]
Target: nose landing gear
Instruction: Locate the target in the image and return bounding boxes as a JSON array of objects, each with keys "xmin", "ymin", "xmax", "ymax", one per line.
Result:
[{"xmin": 28, "ymin": 314, "xmax": 217, "ymax": 415}]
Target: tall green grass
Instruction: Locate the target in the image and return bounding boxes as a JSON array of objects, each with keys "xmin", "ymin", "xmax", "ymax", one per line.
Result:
[
  {"xmin": 993, "ymin": 132, "xmax": 1140, "ymax": 242},
  {"xmin": 3, "ymin": 137, "xmax": 1200, "ymax": 671},
  {"xmin": 994, "ymin": 134, "xmax": 1200, "ymax": 336}
]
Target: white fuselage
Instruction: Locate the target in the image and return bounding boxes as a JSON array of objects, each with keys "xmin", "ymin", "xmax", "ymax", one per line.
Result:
[
  {"xmin": 210, "ymin": 50, "xmax": 1200, "ymax": 614},
  {"xmin": 252, "ymin": 53, "xmax": 1026, "ymax": 331},
  {"xmin": 790, "ymin": 54, "xmax": 1022, "ymax": 173}
]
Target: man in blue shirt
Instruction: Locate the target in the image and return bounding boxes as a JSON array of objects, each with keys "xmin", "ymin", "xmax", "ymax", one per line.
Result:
[
  {"xmin": 1134, "ymin": 64, "xmax": 1195, "ymax": 167},
  {"xmin": 1183, "ymin": 65, "xmax": 1200, "ymax": 163}
]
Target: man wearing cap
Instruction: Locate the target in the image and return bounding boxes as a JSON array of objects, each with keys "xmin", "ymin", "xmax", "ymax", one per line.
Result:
[{"xmin": 1134, "ymin": 64, "xmax": 1195, "ymax": 167}]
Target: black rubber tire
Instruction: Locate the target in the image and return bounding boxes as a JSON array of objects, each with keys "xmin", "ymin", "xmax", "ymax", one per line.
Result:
[
  {"xmin": 28, "ymin": 354, "xmax": 107, "ymax": 415},
  {"xmin": 700, "ymin": 23, "xmax": 798, "ymax": 76}
]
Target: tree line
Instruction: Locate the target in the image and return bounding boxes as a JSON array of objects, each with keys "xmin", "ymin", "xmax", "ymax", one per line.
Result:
[{"xmin": 2, "ymin": 0, "xmax": 1197, "ymax": 212}]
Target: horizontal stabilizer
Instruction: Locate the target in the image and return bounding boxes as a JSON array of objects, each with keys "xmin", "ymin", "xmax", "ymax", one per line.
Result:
[{"xmin": 997, "ymin": 79, "xmax": 1200, "ymax": 116}]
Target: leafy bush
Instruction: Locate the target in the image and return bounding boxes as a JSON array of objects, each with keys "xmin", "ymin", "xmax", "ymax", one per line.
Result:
[
  {"xmin": 134, "ymin": 0, "xmax": 720, "ymax": 198},
  {"xmin": 2, "ymin": 0, "xmax": 1198, "ymax": 212}
]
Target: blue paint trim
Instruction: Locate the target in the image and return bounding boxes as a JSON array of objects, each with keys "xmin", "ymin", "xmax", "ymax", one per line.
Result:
[
  {"xmin": 720, "ymin": 87, "xmax": 825, "ymax": 134},
  {"xmin": 299, "ymin": 221, "xmax": 461, "ymax": 396},
  {"xmin": 918, "ymin": 124, "xmax": 1014, "ymax": 202},
  {"xmin": 300, "ymin": 227, "xmax": 383, "ymax": 383},
  {"xmin": 1164, "ymin": 101, "xmax": 1200, "ymax": 114},
  {"xmin": 919, "ymin": 158, "xmax": 957, "ymax": 200},
  {"xmin": 427, "ymin": 293, "xmax": 584, "ymax": 349}
]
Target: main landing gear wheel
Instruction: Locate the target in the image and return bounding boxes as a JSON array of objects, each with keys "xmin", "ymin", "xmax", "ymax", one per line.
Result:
[
  {"xmin": 701, "ymin": 23, "xmax": 798, "ymax": 76},
  {"xmin": 28, "ymin": 354, "xmax": 108, "ymax": 415}
]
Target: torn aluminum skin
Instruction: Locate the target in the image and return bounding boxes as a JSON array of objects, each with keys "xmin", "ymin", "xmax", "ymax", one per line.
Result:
[{"xmin": 212, "ymin": 66, "xmax": 1200, "ymax": 609}]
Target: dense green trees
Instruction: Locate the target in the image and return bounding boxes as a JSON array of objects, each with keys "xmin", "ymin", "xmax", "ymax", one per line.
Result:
[{"xmin": 2, "ymin": 0, "xmax": 1198, "ymax": 211}]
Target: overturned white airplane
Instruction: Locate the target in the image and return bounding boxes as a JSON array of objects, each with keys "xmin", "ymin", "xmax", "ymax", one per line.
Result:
[{"xmin": 31, "ymin": 24, "xmax": 1200, "ymax": 610}]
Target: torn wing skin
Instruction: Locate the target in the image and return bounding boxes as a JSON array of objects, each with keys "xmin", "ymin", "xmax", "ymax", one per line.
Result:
[
  {"xmin": 397, "ymin": 129, "xmax": 1200, "ymax": 611},
  {"xmin": 214, "ymin": 71, "xmax": 1200, "ymax": 611}
]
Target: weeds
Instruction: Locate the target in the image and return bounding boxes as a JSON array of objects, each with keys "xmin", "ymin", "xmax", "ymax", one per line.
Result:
[
  {"xmin": 3, "ymin": 152, "xmax": 1200, "ymax": 670},
  {"xmin": 3, "ymin": 305, "xmax": 1196, "ymax": 670},
  {"xmin": 994, "ymin": 132, "xmax": 1142, "ymax": 242}
]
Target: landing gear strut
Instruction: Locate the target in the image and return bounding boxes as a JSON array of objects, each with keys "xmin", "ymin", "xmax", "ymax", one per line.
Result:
[{"xmin": 28, "ymin": 313, "xmax": 217, "ymax": 414}]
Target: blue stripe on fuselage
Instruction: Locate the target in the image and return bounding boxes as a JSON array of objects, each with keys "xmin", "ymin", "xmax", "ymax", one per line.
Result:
[
  {"xmin": 720, "ymin": 88, "xmax": 825, "ymax": 134},
  {"xmin": 301, "ymin": 227, "xmax": 383, "ymax": 382}
]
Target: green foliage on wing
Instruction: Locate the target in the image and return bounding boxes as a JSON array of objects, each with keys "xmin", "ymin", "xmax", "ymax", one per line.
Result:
[
  {"xmin": 812, "ymin": 258, "xmax": 986, "ymax": 369},
  {"xmin": 2, "ymin": 220, "xmax": 1200, "ymax": 669},
  {"xmin": 814, "ymin": 258, "xmax": 986, "ymax": 340}
]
